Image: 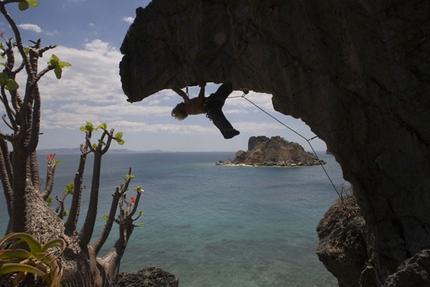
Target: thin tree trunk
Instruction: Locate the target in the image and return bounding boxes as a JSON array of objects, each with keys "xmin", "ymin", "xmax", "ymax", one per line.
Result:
[
  {"xmin": 79, "ymin": 151, "xmax": 102, "ymax": 247},
  {"xmin": 64, "ymin": 152, "xmax": 87, "ymax": 235},
  {"xmin": 11, "ymin": 143, "xmax": 28, "ymax": 232}
]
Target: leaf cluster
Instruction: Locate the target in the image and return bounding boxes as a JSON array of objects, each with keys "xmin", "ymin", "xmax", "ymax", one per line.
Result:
[
  {"xmin": 80, "ymin": 121, "xmax": 125, "ymax": 149},
  {"xmin": 0, "ymin": 72, "xmax": 18, "ymax": 90},
  {"xmin": 47, "ymin": 54, "xmax": 71, "ymax": 79},
  {"xmin": 18, "ymin": 0, "xmax": 38, "ymax": 11},
  {"xmin": 0, "ymin": 232, "xmax": 65, "ymax": 287}
]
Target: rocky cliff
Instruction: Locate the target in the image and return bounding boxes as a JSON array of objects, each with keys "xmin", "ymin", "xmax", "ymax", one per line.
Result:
[
  {"xmin": 316, "ymin": 192, "xmax": 372, "ymax": 287},
  {"xmin": 218, "ymin": 136, "xmax": 325, "ymax": 166},
  {"xmin": 120, "ymin": 1, "xmax": 430, "ymax": 285}
]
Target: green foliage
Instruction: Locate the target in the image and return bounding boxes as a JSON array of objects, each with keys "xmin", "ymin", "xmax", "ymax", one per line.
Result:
[
  {"xmin": 0, "ymin": 232, "xmax": 65, "ymax": 287},
  {"xmin": 80, "ymin": 122, "xmax": 125, "ymax": 147},
  {"xmin": 45, "ymin": 196, "xmax": 52, "ymax": 206},
  {"xmin": 0, "ymin": 72, "xmax": 18, "ymax": 91},
  {"xmin": 114, "ymin": 132, "xmax": 125, "ymax": 145},
  {"xmin": 18, "ymin": 0, "xmax": 39, "ymax": 11},
  {"xmin": 134, "ymin": 186, "xmax": 144, "ymax": 193},
  {"xmin": 47, "ymin": 54, "xmax": 71, "ymax": 79},
  {"xmin": 97, "ymin": 123, "xmax": 107, "ymax": 130},
  {"xmin": 79, "ymin": 121, "xmax": 95, "ymax": 133},
  {"xmin": 124, "ymin": 173, "xmax": 135, "ymax": 180},
  {"xmin": 63, "ymin": 183, "xmax": 74, "ymax": 195}
]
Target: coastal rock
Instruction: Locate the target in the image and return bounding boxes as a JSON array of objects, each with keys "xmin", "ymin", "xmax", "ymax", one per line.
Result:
[
  {"xmin": 120, "ymin": 0, "xmax": 430, "ymax": 284},
  {"xmin": 115, "ymin": 267, "xmax": 179, "ymax": 287},
  {"xmin": 316, "ymin": 192, "xmax": 372, "ymax": 287},
  {"xmin": 384, "ymin": 249, "xmax": 430, "ymax": 287},
  {"xmin": 219, "ymin": 136, "xmax": 324, "ymax": 166}
]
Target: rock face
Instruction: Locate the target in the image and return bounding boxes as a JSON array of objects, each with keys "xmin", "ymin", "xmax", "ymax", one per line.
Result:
[
  {"xmin": 219, "ymin": 136, "xmax": 325, "ymax": 166},
  {"xmin": 120, "ymin": 0, "xmax": 430, "ymax": 285},
  {"xmin": 316, "ymin": 192, "xmax": 372, "ymax": 287},
  {"xmin": 384, "ymin": 249, "xmax": 430, "ymax": 287}
]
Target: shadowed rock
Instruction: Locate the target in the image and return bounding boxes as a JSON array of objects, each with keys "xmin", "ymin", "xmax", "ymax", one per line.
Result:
[{"xmin": 120, "ymin": 1, "xmax": 430, "ymax": 285}]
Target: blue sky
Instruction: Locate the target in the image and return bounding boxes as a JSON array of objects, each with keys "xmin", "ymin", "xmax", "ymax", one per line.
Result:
[{"xmin": 0, "ymin": 0, "xmax": 326, "ymax": 152}]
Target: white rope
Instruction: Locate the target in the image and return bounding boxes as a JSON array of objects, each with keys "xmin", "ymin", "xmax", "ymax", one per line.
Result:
[{"xmin": 240, "ymin": 93, "xmax": 341, "ymax": 199}]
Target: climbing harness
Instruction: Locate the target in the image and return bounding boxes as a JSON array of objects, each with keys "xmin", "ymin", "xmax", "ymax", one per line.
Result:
[{"xmin": 238, "ymin": 92, "xmax": 341, "ymax": 199}]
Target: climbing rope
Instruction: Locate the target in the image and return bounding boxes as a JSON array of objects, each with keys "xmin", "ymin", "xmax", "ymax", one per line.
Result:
[{"xmin": 239, "ymin": 92, "xmax": 341, "ymax": 199}]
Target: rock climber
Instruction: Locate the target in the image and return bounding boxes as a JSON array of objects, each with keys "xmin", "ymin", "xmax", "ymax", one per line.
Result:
[{"xmin": 171, "ymin": 82, "xmax": 240, "ymax": 139}]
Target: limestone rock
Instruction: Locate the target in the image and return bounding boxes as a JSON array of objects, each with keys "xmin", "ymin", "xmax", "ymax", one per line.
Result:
[
  {"xmin": 219, "ymin": 136, "xmax": 325, "ymax": 166},
  {"xmin": 120, "ymin": 0, "xmax": 430, "ymax": 283}
]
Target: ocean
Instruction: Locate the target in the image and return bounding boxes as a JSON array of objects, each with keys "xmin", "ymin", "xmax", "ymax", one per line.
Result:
[{"xmin": 0, "ymin": 152, "xmax": 343, "ymax": 286}]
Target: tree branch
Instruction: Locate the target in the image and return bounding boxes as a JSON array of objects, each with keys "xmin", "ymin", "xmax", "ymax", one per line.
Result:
[
  {"xmin": 40, "ymin": 155, "xmax": 57, "ymax": 200},
  {"xmin": 25, "ymin": 86, "xmax": 41, "ymax": 153},
  {"xmin": 0, "ymin": 2, "xmax": 33, "ymax": 80},
  {"xmin": 78, "ymin": 150, "xmax": 103, "ymax": 248},
  {"xmin": 0, "ymin": 138, "xmax": 13, "ymax": 218},
  {"xmin": 29, "ymin": 150, "xmax": 40, "ymax": 189},
  {"xmin": 98, "ymin": 129, "xmax": 114, "ymax": 156},
  {"xmin": 0, "ymin": 86, "xmax": 17, "ymax": 131},
  {"xmin": 91, "ymin": 188, "xmax": 121, "ymax": 256},
  {"xmin": 64, "ymin": 146, "xmax": 89, "ymax": 236}
]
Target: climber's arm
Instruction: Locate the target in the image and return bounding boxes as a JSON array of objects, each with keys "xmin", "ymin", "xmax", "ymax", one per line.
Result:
[
  {"xmin": 197, "ymin": 82, "xmax": 205, "ymax": 100},
  {"xmin": 172, "ymin": 87, "xmax": 190, "ymax": 103}
]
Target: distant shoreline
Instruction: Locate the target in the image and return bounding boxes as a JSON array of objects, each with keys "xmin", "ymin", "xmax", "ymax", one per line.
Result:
[
  {"xmin": 216, "ymin": 161, "xmax": 324, "ymax": 167},
  {"xmin": 37, "ymin": 148, "xmax": 329, "ymax": 155}
]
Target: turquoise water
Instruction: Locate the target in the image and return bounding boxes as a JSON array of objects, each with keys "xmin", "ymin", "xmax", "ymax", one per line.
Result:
[{"xmin": 0, "ymin": 152, "xmax": 343, "ymax": 286}]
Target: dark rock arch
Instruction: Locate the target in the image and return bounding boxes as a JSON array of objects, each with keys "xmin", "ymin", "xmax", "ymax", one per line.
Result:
[{"xmin": 119, "ymin": 0, "xmax": 430, "ymax": 284}]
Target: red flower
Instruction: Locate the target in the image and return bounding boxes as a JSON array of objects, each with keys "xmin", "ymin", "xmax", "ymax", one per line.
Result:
[
  {"xmin": 47, "ymin": 153, "xmax": 56, "ymax": 160},
  {"xmin": 0, "ymin": 32, "xmax": 4, "ymax": 38},
  {"xmin": 130, "ymin": 197, "xmax": 136, "ymax": 204}
]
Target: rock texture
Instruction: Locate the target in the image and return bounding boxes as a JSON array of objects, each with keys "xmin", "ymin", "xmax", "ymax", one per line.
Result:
[
  {"xmin": 115, "ymin": 267, "xmax": 179, "ymax": 287},
  {"xmin": 316, "ymin": 192, "xmax": 372, "ymax": 287},
  {"xmin": 120, "ymin": 0, "xmax": 430, "ymax": 285},
  {"xmin": 384, "ymin": 249, "xmax": 430, "ymax": 287},
  {"xmin": 218, "ymin": 136, "xmax": 325, "ymax": 166}
]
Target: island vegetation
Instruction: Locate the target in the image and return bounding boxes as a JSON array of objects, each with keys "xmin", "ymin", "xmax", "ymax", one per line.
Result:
[{"xmin": 218, "ymin": 136, "xmax": 326, "ymax": 167}]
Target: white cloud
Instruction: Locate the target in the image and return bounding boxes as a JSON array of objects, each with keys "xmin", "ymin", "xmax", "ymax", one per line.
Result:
[
  {"xmin": 1, "ymin": 38, "xmax": 324, "ymax": 152},
  {"xmin": 35, "ymin": 40, "xmax": 123, "ymax": 105},
  {"xmin": 108, "ymin": 120, "xmax": 213, "ymax": 134},
  {"xmin": 17, "ymin": 23, "xmax": 42, "ymax": 33},
  {"xmin": 122, "ymin": 16, "xmax": 134, "ymax": 24}
]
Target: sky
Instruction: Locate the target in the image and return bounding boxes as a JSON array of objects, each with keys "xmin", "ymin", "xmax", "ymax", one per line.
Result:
[{"xmin": 0, "ymin": 0, "xmax": 327, "ymax": 153}]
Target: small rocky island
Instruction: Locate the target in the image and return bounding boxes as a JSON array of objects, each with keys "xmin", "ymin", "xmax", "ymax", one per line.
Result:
[{"xmin": 217, "ymin": 136, "xmax": 326, "ymax": 167}]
